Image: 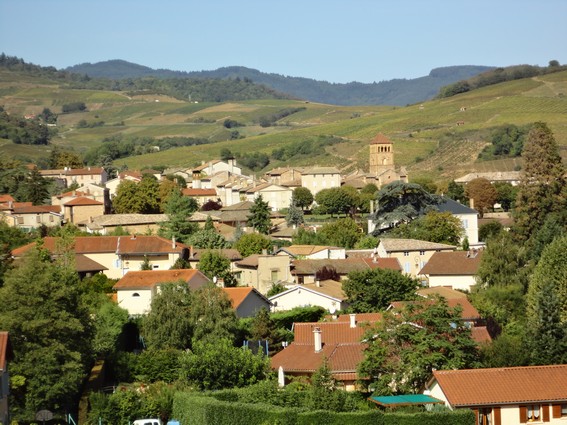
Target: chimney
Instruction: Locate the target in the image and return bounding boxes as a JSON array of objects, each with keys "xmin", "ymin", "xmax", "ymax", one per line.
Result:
[
  {"xmin": 349, "ymin": 314, "xmax": 357, "ymax": 328},
  {"xmin": 313, "ymin": 327, "xmax": 322, "ymax": 352},
  {"xmin": 315, "ymin": 280, "xmax": 321, "ymax": 287},
  {"xmin": 172, "ymin": 236, "xmax": 176, "ymax": 249},
  {"xmin": 190, "ymin": 245, "xmax": 194, "ymax": 259},
  {"xmin": 469, "ymin": 198, "xmax": 475, "ymax": 209},
  {"xmin": 262, "ymin": 249, "xmax": 268, "ymax": 255}
]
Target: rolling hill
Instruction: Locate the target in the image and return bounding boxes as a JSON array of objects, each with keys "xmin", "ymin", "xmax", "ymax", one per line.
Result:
[
  {"xmin": 66, "ymin": 60, "xmax": 493, "ymax": 106},
  {"xmin": 1, "ymin": 63, "xmax": 566, "ymax": 185}
]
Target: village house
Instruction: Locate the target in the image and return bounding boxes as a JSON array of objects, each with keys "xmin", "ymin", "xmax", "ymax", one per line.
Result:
[
  {"xmin": 223, "ymin": 287, "xmax": 272, "ymax": 318},
  {"xmin": 181, "ymin": 187, "xmax": 219, "ymax": 206},
  {"xmin": 418, "ymin": 249, "xmax": 484, "ymax": 292},
  {"xmin": 39, "ymin": 166, "xmax": 108, "ymax": 188},
  {"xmin": 271, "ymin": 313, "xmax": 381, "ymax": 390},
  {"xmin": 277, "ymin": 245, "xmax": 346, "ymax": 260},
  {"xmin": 63, "ymin": 196, "xmax": 105, "ymax": 225},
  {"xmin": 105, "ymin": 171, "xmax": 142, "ymax": 198},
  {"xmin": 12, "ymin": 235, "xmax": 189, "ymax": 279},
  {"xmin": 51, "ymin": 187, "xmax": 106, "ymax": 209},
  {"xmin": 78, "ymin": 213, "xmax": 168, "ymax": 235},
  {"xmin": 424, "ymin": 364, "xmax": 567, "ymax": 425},
  {"xmin": 0, "ymin": 332, "xmax": 13, "ymax": 425},
  {"xmin": 1, "ymin": 203, "xmax": 63, "ymax": 231},
  {"xmin": 291, "ymin": 257, "xmax": 401, "ymax": 284},
  {"xmin": 233, "ymin": 252, "xmax": 292, "ymax": 294},
  {"xmin": 244, "ymin": 183, "xmax": 293, "ymax": 212},
  {"xmin": 300, "ymin": 167, "xmax": 341, "ymax": 196},
  {"xmin": 113, "ymin": 269, "xmax": 210, "ymax": 315},
  {"xmin": 376, "ymin": 238, "xmax": 456, "ymax": 278},
  {"xmin": 264, "ymin": 167, "xmax": 303, "ymax": 187},
  {"xmin": 437, "ymin": 197, "xmax": 480, "ymax": 245},
  {"xmin": 269, "ymin": 279, "xmax": 347, "ymax": 313},
  {"xmin": 455, "ymin": 171, "xmax": 522, "ymax": 187}
]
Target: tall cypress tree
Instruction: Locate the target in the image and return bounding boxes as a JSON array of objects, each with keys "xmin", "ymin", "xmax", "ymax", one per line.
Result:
[{"xmin": 513, "ymin": 122, "xmax": 566, "ymax": 242}]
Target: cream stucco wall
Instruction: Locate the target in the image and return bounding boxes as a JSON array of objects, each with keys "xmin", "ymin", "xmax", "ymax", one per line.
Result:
[
  {"xmin": 84, "ymin": 252, "xmax": 180, "ymax": 279},
  {"xmin": 116, "ymin": 288, "xmax": 154, "ymax": 315},
  {"xmin": 235, "ymin": 255, "xmax": 291, "ymax": 294},
  {"xmin": 252, "ymin": 185, "xmax": 293, "ymax": 211},
  {"xmin": 11, "ymin": 212, "xmax": 62, "ymax": 230},
  {"xmin": 426, "ymin": 275, "xmax": 478, "ymax": 292},
  {"xmin": 301, "ymin": 173, "xmax": 341, "ymax": 196},
  {"xmin": 379, "ymin": 250, "xmax": 437, "ymax": 278},
  {"xmin": 269, "ymin": 286, "xmax": 344, "ymax": 312}
]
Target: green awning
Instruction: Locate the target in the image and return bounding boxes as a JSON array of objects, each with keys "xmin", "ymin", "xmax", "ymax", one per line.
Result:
[{"xmin": 369, "ymin": 394, "xmax": 444, "ymax": 407}]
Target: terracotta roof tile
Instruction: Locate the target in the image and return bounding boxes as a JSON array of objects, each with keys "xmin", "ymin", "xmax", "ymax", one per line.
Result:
[
  {"xmin": 416, "ymin": 286, "xmax": 468, "ymax": 300},
  {"xmin": 12, "ymin": 205, "xmax": 62, "ymax": 214},
  {"xmin": 419, "ymin": 250, "xmax": 483, "ymax": 276},
  {"xmin": 293, "ymin": 320, "xmax": 376, "ymax": 345},
  {"xmin": 301, "ymin": 280, "xmax": 345, "ymax": 300},
  {"xmin": 113, "ymin": 269, "xmax": 209, "ymax": 290},
  {"xmin": 282, "ymin": 245, "xmax": 339, "ymax": 256},
  {"xmin": 470, "ymin": 326, "xmax": 492, "ymax": 344},
  {"xmin": 64, "ymin": 196, "xmax": 104, "ymax": 206},
  {"xmin": 431, "ymin": 364, "xmax": 567, "ymax": 406},
  {"xmin": 0, "ymin": 194, "xmax": 15, "ymax": 203},
  {"xmin": 182, "ymin": 188, "xmax": 217, "ymax": 197},
  {"xmin": 74, "ymin": 254, "xmax": 108, "ymax": 272},
  {"xmin": 13, "ymin": 235, "xmax": 187, "ymax": 257},
  {"xmin": 370, "ymin": 133, "xmax": 392, "ymax": 144},
  {"xmin": 270, "ymin": 342, "xmax": 365, "ymax": 376},
  {"xmin": 389, "ymin": 298, "xmax": 480, "ymax": 321},
  {"xmin": 292, "ymin": 258, "xmax": 401, "ymax": 275},
  {"xmin": 223, "ymin": 287, "xmax": 271, "ymax": 309}
]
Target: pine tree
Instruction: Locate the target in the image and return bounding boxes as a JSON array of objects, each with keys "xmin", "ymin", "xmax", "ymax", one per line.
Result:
[
  {"xmin": 248, "ymin": 194, "xmax": 271, "ymax": 234},
  {"xmin": 158, "ymin": 189, "xmax": 199, "ymax": 243}
]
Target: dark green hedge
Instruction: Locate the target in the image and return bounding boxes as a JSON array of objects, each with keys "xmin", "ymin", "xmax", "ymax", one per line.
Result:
[
  {"xmin": 172, "ymin": 392, "xmax": 475, "ymax": 425},
  {"xmin": 384, "ymin": 410, "xmax": 474, "ymax": 425}
]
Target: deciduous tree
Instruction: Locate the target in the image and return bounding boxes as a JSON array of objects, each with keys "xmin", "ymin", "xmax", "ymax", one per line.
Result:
[
  {"xmin": 343, "ymin": 268, "xmax": 418, "ymax": 313},
  {"xmin": 292, "ymin": 186, "xmax": 314, "ymax": 210},
  {"xmin": 142, "ymin": 281, "xmax": 194, "ymax": 350},
  {"xmin": 465, "ymin": 178, "xmax": 497, "ymax": 218},
  {"xmin": 358, "ymin": 297, "xmax": 479, "ymax": 394},
  {"xmin": 234, "ymin": 233, "xmax": 272, "ymax": 258}
]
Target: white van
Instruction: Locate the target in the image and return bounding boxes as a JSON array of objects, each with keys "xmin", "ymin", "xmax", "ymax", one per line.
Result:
[{"xmin": 133, "ymin": 419, "xmax": 162, "ymax": 425}]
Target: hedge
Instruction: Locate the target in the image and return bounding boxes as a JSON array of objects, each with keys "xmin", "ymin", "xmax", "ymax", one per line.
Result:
[{"xmin": 172, "ymin": 392, "xmax": 475, "ymax": 425}]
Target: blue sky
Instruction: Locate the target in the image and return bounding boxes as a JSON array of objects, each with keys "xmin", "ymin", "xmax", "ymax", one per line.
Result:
[{"xmin": 1, "ymin": 0, "xmax": 566, "ymax": 83}]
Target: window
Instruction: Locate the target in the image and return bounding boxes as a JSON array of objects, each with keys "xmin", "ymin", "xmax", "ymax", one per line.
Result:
[
  {"xmin": 403, "ymin": 251, "xmax": 409, "ymax": 257},
  {"xmin": 404, "ymin": 262, "xmax": 411, "ymax": 273},
  {"xmin": 36, "ymin": 214, "xmax": 41, "ymax": 223},
  {"xmin": 49, "ymin": 215, "xmax": 54, "ymax": 222},
  {"xmin": 419, "ymin": 250, "xmax": 425, "ymax": 255},
  {"xmin": 527, "ymin": 405, "xmax": 541, "ymax": 422},
  {"xmin": 562, "ymin": 404, "xmax": 567, "ymax": 416},
  {"xmin": 478, "ymin": 408, "xmax": 491, "ymax": 425},
  {"xmin": 271, "ymin": 269, "xmax": 279, "ymax": 281},
  {"xmin": 17, "ymin": 216, "xmax": 24, "ymax": 225},
  {"xmin": 132, "ymin": 293, "xmax": 140, "ymax": 297}
]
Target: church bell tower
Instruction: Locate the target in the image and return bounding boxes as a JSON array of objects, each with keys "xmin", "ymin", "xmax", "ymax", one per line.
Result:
[{"xmin": 369, "ymin": 133, "xmax": 394, "ymax": 175}]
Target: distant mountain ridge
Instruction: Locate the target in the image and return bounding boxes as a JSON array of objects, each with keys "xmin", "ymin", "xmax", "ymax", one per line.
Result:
[{"xmin": 66, "ymin": 60, "xmax": 493, "ymax": 106}]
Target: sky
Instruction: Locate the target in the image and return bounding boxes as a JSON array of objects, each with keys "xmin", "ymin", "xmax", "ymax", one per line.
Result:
[{"xmin": 1, "ymin": 0, "xmax": 566, "ymax": 84}]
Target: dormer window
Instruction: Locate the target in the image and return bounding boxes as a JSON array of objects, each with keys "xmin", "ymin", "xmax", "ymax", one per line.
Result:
[{"xmin": 132, "ymin": 293, "xmax": 140, "ymax": 297}]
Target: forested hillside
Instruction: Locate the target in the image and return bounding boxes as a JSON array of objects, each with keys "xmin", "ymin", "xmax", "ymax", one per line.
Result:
[{"xmin": 67, "ymin": 60, "xmax": 493, "ymax": 106}]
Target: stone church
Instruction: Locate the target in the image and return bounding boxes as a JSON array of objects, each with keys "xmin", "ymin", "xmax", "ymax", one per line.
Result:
[{"xmin": 343, "ymin": 133, "xmax": 408, "ymax": 189}]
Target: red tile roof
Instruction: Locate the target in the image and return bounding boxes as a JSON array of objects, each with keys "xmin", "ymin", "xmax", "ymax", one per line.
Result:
[
  {"xmin": 13, "ymin": 235, "xmax": 187, "ymax": 257},
  {"xmin": 419, "ymin": 250, "xmax": 483, "ymax": 276},
  {"xmin": 271, "ymin": 342, "xmax": 365, "ymax": 376},
  {"xmin": 370, "ymin": 133, "xmax": 392, "ymax": 144},
  {"xmin": 12, "ymin": 205, "xmax": 62, "ymax": 214},
  {"xmin": 334, "ymin": 312, "xmax": 383, "ymax": 323},
  {"xmin": 389, "ymin": 298, "xmax": 480, "ymax": 321},
  {"xmin": 223, "ymin": 287, "xmax": 271, "ymax": 309},
  {"xmin": 293, "ymin": 319, "xmax": 377, "ymax": 345},
  {"xmin": 292, "ymin": 258, "xmax": 401, "ymax": 275},
  {"xmin": 430, "ymin": 364, "xmax": 567, "ymax": 406},
  {"xmin": 470, "ymin": 326, "xmax": 491, "ymax": 344},
  {"xmin": 0, "ymin": 194, "xmax": 15, "ymax": 203},
  {"xmin": 113, "ymin": 269, "xmax": 209, "ymax": 290},
  {"xmin": 64, "ymin": 196, "xmax": 103, "ymax": 206},
  {"xmin": 182, "ymin": 188, "xmax": 217, "ymax": 197},
  {"xmin": 74, "ymin": 254, "xmax": 108, "ymax": 272}
]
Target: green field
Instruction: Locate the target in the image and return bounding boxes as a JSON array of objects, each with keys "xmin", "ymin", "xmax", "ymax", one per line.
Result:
[{"xmin": 1, "ymin": 68, "xmax": 566, "ymax": 182}]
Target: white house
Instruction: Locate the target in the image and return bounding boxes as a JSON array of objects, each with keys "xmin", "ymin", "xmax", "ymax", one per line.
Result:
[
  {"xmin": 269, "ymin": 279, "xmax": 347, "ymax": 312},
  {"xmin": 113, "ymin": 269, "xmax": 210, "ymax": 315},
  {"xmin": 437, "ymin": 197, "xmax": 479, "ymax": 245},
  {"xmin": 301, "ymin": 167, "xmax": 341, "ymax": 196}
]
